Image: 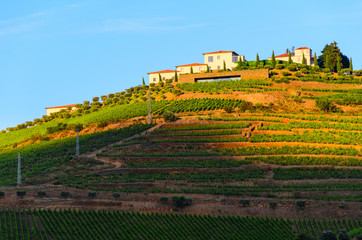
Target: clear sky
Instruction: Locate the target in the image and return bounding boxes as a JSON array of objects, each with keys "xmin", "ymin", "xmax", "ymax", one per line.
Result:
[{"xmin": 1, "ymin": 0, "xmax": 362, "ymax": 130}]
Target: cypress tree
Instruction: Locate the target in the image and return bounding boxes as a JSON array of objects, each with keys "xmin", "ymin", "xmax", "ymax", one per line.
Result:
[
  {"xmin": 337, "ymin": 56, "xmax": 341, "ymax": 72},
  {"xmin": 158, "ymin": 74, "xmax": 162, "ymax": 82},
  {"xmin": 314, "ymin": 53, "xmax": 317, "ymax": 67},
  {"xmin": 223, "ymin": 60, "xmax": 226, "ymax": 71},
  {"xmin": 174, "ymin": 70, "xmax": 178, "ymax": 82},
  {"xmin": 142, "ymin": 77, "xmax": 145, "ymax": 85},
  {"xmin": 288, "ymin": 52, "xmax": 292, "ymax": 64},
  {"xmin": 325, "ymin": 55, "xmax": 329, "ymax": 69},
  {"xmin": 256, "ymin": 53, "xmax": 260, "ymax": 68},
  {"xmin": 271, "ymin": 51, "xmax": 276, "ymax": 69},
  {"xmin": 206, "ymin": 65, "xmax": 210, "ymax": 73},
  {"xmin": 349, "ymin": 57, "xmax": 353, "ymax": 73},
  {"xmin": 302, "ymin": 53, "xmax": 306, "ymax": 65},
  {"xmin": 190, "ymin": 66, "xmax": 193, "ymax": 74}
]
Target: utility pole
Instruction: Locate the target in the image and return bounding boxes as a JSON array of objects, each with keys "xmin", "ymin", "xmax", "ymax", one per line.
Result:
[
  {"xmin": 147, "ymin": 92, "xmax": 152, "ymax": 124},
  {"xmin": 76, "ymin": 127, "xmax": 80, "ymax": 155},
  {"xmin": 17, "ymin": 152, "xmax": 21, "ymax": 186}
]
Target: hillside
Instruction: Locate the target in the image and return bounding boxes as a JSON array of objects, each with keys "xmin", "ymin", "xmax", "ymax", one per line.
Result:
[{"xmin": 0, "ymin": 73, "xmax": 361, "ymax": 239}]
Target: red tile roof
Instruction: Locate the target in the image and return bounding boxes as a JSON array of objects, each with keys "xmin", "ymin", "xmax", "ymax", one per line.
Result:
[
  {"xmin": 147, "ymin": 69, "xmax": 177, "ymax": 74},
  {"xmin": 176, "ymin": 63, "xmax": 207, "ymax": 67},
  {"xmin": 45, "ymin": 104, "xmax": 76, "ymax": 109},
  {"xmin": 202, "ymin": 50, "xmax": 238, "ymax": 55},
  {"xmin": 275, "ymin": 53, "xmax": 290, "ymax": 58},
  {"xmin": 295, "ymin": 47, "xmax": 310, "ymax": 50}
]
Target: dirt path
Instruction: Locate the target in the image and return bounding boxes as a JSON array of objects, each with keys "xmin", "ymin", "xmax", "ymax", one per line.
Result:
[{"xmin": 81, "ymin": 123, "xmax": 164, "ymax": 160}]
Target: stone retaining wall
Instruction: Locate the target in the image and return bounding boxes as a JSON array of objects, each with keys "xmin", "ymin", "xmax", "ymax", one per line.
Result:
[{"xmin": 178, "ymin": 69, "xmax": 269, "ymax": 83}]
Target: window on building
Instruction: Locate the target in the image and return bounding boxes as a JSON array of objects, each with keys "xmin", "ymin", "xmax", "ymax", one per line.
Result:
[
  {"xmin": 208, "ymin": 56, "xmax": 213, "ymax": 62},
  {"xmin": 153, "ymin": 78, "xmax": 156, "ymax": 82},
  {"xmin": 172, "ymin": 77, "xmax": 174, "ymax": 80},
  {"xmin": 163, "ymin": 77, "xmax": 165, "ymax": 81},
  {"xmin": 217, "ymin": 66, "xmax": 220, "ymax": 69},
  {"xmin": 217, "ymin": 56, "xmax": 220, "ymax": 60},
  {"xmin": 232, "ymin": 56, "xmax": 238, "ymax": 62},
  {"xmin": 180, "ymin": 68, "xmax": 184, "ymax": 72},
  {"xmin": 199, "ymin": 67, "xmax": 202, "ymax": 71},
  {"xmin": 298, "ymin": 58, "xmax": 300, "ymax": 62}
]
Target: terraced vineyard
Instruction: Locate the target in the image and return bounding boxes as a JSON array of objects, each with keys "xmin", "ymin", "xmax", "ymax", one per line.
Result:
[
  {"xmin": 50, "ymin": 112, "xmax": 362, "ymax": 204},
  {"xmin": 0, "ymin": 209, "xmax": 360, "ymax": 240}
]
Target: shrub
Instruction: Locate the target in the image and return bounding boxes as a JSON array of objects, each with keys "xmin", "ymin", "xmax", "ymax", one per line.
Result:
[
  {"xmin": 97, "ymin": 121, "xmax": 108, "ymax": 128},
  {"xmin": 295, "ymin": 72, "xmax": 302, "ymax": 77},
  {"xmin": 294, "ymin": 233, "xmax": 317, "ymax": 240},
  {"xmin": 160, "ymin": 196, "xmax": 168, "ymax": 203},
  {"xmin": 338, "ymin": 229, "xmax": 349, "ymax": 240},
  {"xmin": 60, "ymin": 192, "xmax": 72, "ymax": 198},
  {"xmin": 287, "ymin": 64, "xmax": 298, "ymax": 71},
  {"xmin": 88, "ymin": 192, "xmax": 97, "ymax": 198},
  {"xmin": 223, "ymin": 106, "xmax": 233, "ymax": 113},
  {"xmin": 172, "ymin": 196, "xmax": 192, "ymax": 208},
  {"xmin": 0, "ymin": 191, "xmax": 4, "ymax": 198},
  {"xmin": 254, "ymin": 103, "xmax": 264, "ymax": 109},
  {"xmin": 163, "ymin": 111, "xmax": 176, "ymax": 122},
  {"xmin": 293, "ymin": 96, "xmax": 303, "ymax": 103},
  {"xmin": 337, "ymin": 203, "xmax": 346, "ymax": 209},
  {"xmin": 270, "ymin": 71, "xmax": 277, "ymax": 76},
  {"xmin": 282, "ymin": 71, "xmax": 289, "ymax": 76},
  {"xmin": 319, "ymin": 231, "xmax": 337, "ymax": 240},
  {"xmin": 275, "ymin": 64, "xmax": 285, "ymax": 69},
  {"xmin": 238, "ymin": 101, "xmax": 253, "ymax": 112},
  {"xmin": 296, "ymin": 201, "xmax": 306, "ymax": 208},
  {"xmin": 17, "ymin": 191, "xmax": 26, "ymax": 198},
  {"xmin": 264, "ymin": 64, "xmax": 272, "ymax": 69},
  {"xmin": 238, "ymin": 199, "xmax": 250, "ymax": 207},
  {"xmin": 112, "ymin": 193, "xmax": 120, "ymax": 199},
  {"xmin": 316, "ymin": 99, "xmax": 337, "ymax": 112},
  {"xmin": 323, "ymin": 68, "xmax": 331, "ymax": 73},
  {"xmin": 300, "ymin": 68, "xmax": 308, "ymax": 74},
  {"xmin": 37, "ymin": 191, "xmax": 47, "ymax": 197},
  {"xmin": 313, "ymin": 66, "xmax": 320, "ymax": 71},
  {"xmin": 269, "ymin": 201, "xmax": 277, "ymax": 209}
]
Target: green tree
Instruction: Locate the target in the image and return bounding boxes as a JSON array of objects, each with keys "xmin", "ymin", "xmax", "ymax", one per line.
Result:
[
  {"xmin": 294, "ymin": 233, "xmax": 316, "ymax": 240},
  {"xmin": 206, "ymin": 65, "xmax": 210, "ymax": 73},
  {"xmin": 271, "ymin": 51, "xmax": 276, "ymax": 69},
  {"xmin": 190, "ymin": 66, "xmax": 193, "ymax": 73},
  {"xmin": 174, "ymin": 70, "xmax": 178, "ymax": 82},
  {"xmin": 337, "ymin": 56, "xmax": 341, "ymax": 72},
  {"xmin": 317, "ymin": 41, "xmax": 349, "ymax": 72},
  {"xmin": 316, "ymin": 98, "xmax": 336, "ymax": 112},
  {"xmin": 256, "ymin": 53, "xmax": 260, "ymax": 68},
  {"xmin": 314, "ymin": 53, "xmax": 318, "ymax": 67},
  {"xmin": 158, "ymin": 74, "xmax": 162, "ymax": 82},
  {"xmin": 288, "ymin": 52, "xmax": 292, "ymax": 64},
  {"xmin": 223, "ymin": 60, "xmax": 226, "ymax": 71},
  {"xmin": 325, "ymin": 55, "xmax": 330, "ymax": 70},
  {"xmin": 349, "ymin": 57, "xmax": 353, "ymax": 73},
  {"xmin": 338, "ymin": 229, "xmax": 350, "ymax": 240},
  {"xmin": 142, "ymin": 77, "xmax": 145, "ymax": 85},
  {"xmin": 302, "ymin": 53, "xmax": 306, "ymax": 65},
  {"xmin": 319, "ymin": 231, "xmax": 337, "ymax": 240}
]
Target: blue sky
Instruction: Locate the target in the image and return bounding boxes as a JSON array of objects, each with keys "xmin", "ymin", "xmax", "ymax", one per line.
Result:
[{"xmin": 1, "ymin": 0, "xmax": 362, "ymax": 130}]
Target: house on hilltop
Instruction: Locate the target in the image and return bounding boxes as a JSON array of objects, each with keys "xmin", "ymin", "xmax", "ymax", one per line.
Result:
[
  {"xmin": 203, "ymin": 51, "xmax": 245, "ymax": 71},
  {"xmin": 45, "ymin": 104, "xmax": 76, "ymax": 116},
  {"xmin": 147, "ymin": 70, "xmax": 178, "ymax": 84},
  {"xmin": 268, "ymin": 47, "xmax": 315, "ymax": 65}
]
